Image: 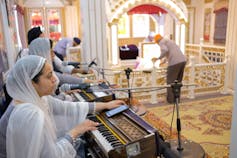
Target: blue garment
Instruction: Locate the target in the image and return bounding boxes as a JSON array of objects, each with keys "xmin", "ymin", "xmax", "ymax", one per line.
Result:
[{"xmin": 53, "ymin": 38, "xmax": 73, "ymax": 58}]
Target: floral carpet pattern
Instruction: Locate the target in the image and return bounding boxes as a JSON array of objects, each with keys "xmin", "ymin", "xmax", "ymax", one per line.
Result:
[{"xmin": 143, "ymin": 95, "xmax": 233, "ymax": 158}]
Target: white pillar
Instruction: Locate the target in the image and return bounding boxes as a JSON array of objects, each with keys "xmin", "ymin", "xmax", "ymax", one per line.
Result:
[
  {"xmin": 225, "ymin": 0, "xmax": 237, "ymax": 90},
  {"xmin": 111, "ymin": 24, "xmax": 119, "ymax": 65},
  {"xmin": 180, "ymin": 23, "xmax": 186, "ymax": 53},
  {"xmin": 199, "ymin": 38, "xmax": 204, "ymax": 63},
  {"xmin": 175, "ymin": 23, "xmax": 180, "ymax": 45},
  {"xmin": 80, "ymin": 0, "xmax": 107, "ymax": 68},
  {"xmin": 228, "ymin": 0, "xmax": 237, "ymax": 157},
  {"xmin": 159, "ymin": 14, "xmax": 165, "ymax": 35},
  {"xmin": 151, "ymin": 66, "xmax": 157, "ymax": 104},
  {"xmin": 188, "ymin": 56, "xmax": 195, "ymax": 99},
  {"xmin": 231, "ymin": 72, "xmax": 237, "ymax": 158}
]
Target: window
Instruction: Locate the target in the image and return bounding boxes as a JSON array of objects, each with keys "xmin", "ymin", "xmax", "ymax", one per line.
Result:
[
  {"xmin": 214, "ymin": 8, "xmax": 228, "ymax": 44},
  {"xmin": 118, "ymin": 14, "xmax": 130, "ymax": 38},
  {"xmin": 29, "ymin": 9, "xmax": 44, "ymax": 28},
  {"xmin": 28, "ymin": 8, "xmax": 63, "ymax": 41},
  {"xmin": 47, "ymin": 9, "xmax": 62, "ymax": 41}
]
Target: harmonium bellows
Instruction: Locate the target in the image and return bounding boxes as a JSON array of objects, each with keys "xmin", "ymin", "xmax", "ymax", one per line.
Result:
[{"xmin": 85, "ymin": 108, "xmax": 159, "ymax": 158}]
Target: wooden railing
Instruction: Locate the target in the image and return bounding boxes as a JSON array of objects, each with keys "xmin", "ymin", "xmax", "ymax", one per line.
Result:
[
  {"xmin": 100, "ymin": 43, "xmax": 228, "ymax": 103},
  {"xmin": 185, "ymin": 43, "xmax": 226, "ymax": 63}
]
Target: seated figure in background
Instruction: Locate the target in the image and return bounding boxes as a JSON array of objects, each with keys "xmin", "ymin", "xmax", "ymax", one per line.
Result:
[
  {"xmin": 28, "ymin": 37, "xmax": 99, "ymax": 86},
  {"xmin": 54, "ymin": 37, "xmax": 81, "ymax": 61},
  {"xmin": 49, "ymin": 39, "xmax": 93, "ymax": 75}
]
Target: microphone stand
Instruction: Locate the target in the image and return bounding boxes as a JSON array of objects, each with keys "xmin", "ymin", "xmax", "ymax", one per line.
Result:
[
  {"xmin": 167, "ymin": 80, "xmax": 206, "ymax": 158},
  {"xmin": 91, "ymin": 66, "xmax": 112, "ymax": 87},
  {"xmin": 123, "ymin": 68, "xmax": 147, "ymax": 115},
  {"xmin": 124, "ymin": 68, "xmax": 133, "ymax": 106},
  {"xmin": 171, "ymin": 80, "xmax": 183, "ymax": 151},
  {"xmin": 100, "ymin": 68, "xmax": 105, "ymax": 80}
]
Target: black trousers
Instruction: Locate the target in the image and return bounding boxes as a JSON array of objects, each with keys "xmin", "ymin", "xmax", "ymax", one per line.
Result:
[
  {"xmin": 54, "ymin": 51, "xmax": 64, "ymax": 61},
  {"xmin": 166, "ymin": 61, "xmax": 186, "ymax": 103}
]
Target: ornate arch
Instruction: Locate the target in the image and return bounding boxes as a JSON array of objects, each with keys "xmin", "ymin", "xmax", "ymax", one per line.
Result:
[{"xmin": 107, "ymin": 0, "xmax": 188, "ymax": 24}]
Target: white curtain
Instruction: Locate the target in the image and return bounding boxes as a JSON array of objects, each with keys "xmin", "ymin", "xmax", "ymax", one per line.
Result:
[
  {"xmin": 16, "ymin": 4, "xmax": 27, "ymax": 48},
  {"xmin": 65, "ymin": 6, "xmax": 79, "ymax": 37}
]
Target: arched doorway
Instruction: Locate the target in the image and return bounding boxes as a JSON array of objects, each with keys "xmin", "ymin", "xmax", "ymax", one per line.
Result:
[{"xmin": 106, "ymin": 0, "xmax": 188, "ymax": 66}]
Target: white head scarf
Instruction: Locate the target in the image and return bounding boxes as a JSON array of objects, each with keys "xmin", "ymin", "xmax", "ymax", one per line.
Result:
[
  {"xmin": 6, "ymin": 55, "xmax": 59, "ymax": 158},
  {"xmin": 28, "ymin": 37, "xmax": 59, "ymax": 89},
  {"xmin": 6, "ymin": 55, "xmax": 46, "ymax": 105},
  {"xmin": 28, "ymin": 37, "xmax": 52, "ymax": 63}
]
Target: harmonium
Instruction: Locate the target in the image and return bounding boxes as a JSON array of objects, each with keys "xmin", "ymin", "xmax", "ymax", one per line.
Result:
[
  {"xmin": 71, "ymin": 82, "xmax": 160, "ymax": 157},
  {"xmin": 85, "ymin": 108, "xmax": 159, "ymax": 158},
  {"xmin": 72, "ymin": 82, "xmax": 115, "ymax": 102}
]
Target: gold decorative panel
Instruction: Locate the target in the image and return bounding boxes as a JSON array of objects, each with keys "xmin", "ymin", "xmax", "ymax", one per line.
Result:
[
  {"xmin": 183, "ymin": 0, "xmax": 191, "ymax": 5},
  {"xmin": 205, "ymin": 0, "xmax": 213, "ymax": 3}
]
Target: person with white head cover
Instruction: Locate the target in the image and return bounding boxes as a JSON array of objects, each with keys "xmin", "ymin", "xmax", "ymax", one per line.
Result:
[
  {"xmin": 28, "ymin": 37, "xmax": 52, "ymax": 62},
  {"xmin": 28, "ymin": 37, "xmax": 98, "ymax": 85},
  {"xmin": 143, "ymin": 31, "xmax": 156, "ymax": 42},
  {"xmin": 4, "ymin": 55, "xmax": 124, "ymax": 158}
]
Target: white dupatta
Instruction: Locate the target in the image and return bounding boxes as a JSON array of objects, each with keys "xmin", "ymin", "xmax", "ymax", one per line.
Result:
[{"xmin": 6, "ymin": 56, "xmax": 78, "ymax": 158}]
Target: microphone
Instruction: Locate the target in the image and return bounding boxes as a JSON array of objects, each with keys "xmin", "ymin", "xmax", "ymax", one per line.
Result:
[
  {"xmin": 62, "ymin": 61, "xmax": 81, "ymax": 68},
  {"xmin": 88, "ymin": 58, "xmax": 97, "ymax": 67},
  {"xmin": 59, "ymin": 83, "xmax": 90, "ymax": 93}
]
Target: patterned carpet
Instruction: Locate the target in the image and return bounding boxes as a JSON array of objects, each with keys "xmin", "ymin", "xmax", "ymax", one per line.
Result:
[{"xmin": 142, "ymin": 95, "xmax": 233, "ymax": 158}]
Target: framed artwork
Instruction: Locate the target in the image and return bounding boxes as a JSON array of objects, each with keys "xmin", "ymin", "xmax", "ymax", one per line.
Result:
[{"xmin": 204, "ymin": 8, "xmax": 212, "ymax": 42}]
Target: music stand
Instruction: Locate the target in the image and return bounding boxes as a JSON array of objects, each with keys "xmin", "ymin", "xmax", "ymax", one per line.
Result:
[{"xmin": 166, "ymin": 81, "xmax": 206, "ymax": 158}]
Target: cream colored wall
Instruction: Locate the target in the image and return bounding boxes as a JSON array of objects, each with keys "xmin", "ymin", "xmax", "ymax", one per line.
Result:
[{"xmin": 164, "ymin": 14, "xmax": 174, "ymax": 39}]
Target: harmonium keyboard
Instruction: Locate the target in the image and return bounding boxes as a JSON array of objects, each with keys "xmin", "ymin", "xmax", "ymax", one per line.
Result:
[
  {"xmin": 85, "ymin": 108, "xmax": 159, "ymax": 158},
  {"xmin": 72, "ymin": 83, "xmax": 115, "ymax": 102}
]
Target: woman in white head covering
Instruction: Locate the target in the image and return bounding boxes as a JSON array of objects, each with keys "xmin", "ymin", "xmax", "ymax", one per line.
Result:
[
  {"xmin": 28, "ymin": 37, "xmax": 86, "ymax": 85},
  {"xmin": 5, "ymin": 55, "xmax": 124, "ymax": 158},
  {"xmin": 28, "ymin": 38, "xmax": 98, "ymax": 85},
  {"xmin": 28, "ymin": 37, "xmax": 52, "ymax": 62}
]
